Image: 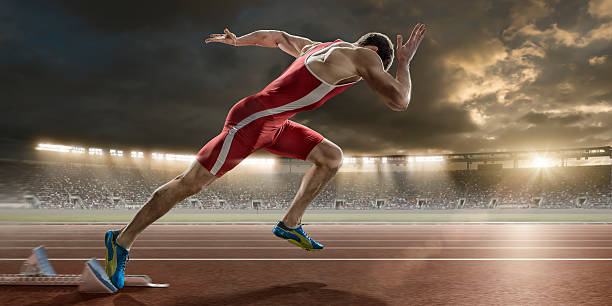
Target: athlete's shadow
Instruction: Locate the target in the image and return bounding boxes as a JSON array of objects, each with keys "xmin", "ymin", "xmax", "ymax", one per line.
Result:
[
  {"xmin": 20, "ymin": 288, "xmax": 146, "ymax": 306},
  {"xmin": 21, "ymin": 290, "xmax": 118, "ymax": 306},
  {"xmin": 22, "ymin": 282, "xmax": 387, "ymax": 306},
  {"xmin": 183, "ymin": 282, "xmax": 388, "ymax": 306}
]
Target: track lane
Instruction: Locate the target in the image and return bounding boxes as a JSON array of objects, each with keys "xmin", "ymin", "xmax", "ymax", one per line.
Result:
[{"xmin": 2, "ymin": 224, "xmax": 612, "ymax": 305}]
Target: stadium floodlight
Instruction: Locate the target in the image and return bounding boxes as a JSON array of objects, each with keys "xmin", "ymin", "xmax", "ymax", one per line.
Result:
[
  {"xmin": 131, "ymin": 151, "xmax": 144, "ymax": 159},
  {"xmin": 343, "ymin": 157, "xmax": 357, "ymax": 164},
  {"xmin": 110, "ymin": 149, "xmax": 124, "ymax": 157},
  {"xmin": 36, "ymin": 143, "xmax": 71, "ymax": 153},
  {"xmin": 381, "ymin": 157, "xmax": 388, "ymax": 163},
  {"xmin": 415, "ymin": 156, "xmax": 444, "ymax": 162},
  {"xmin": 165, "ymin": 154, "xmax": 195, "ymax": 162},
  {"xmin": 151, "ymin": 153, "xmax": 164, "ymax": 160},
  {"xmin": 71, "ymin": 147, "xmax": 85, "ymax": 154},
  {"xmin": 362, "ymin": 157, "xmax": 376, "ymax": 164},
  {"xmin": 88, "ymin": 148, "xmax": 104, "ymax": 156},
  {"xmin": 241, "ymin": 158, "xmax": 275, "ymax": 165},
  {"xmin": 36, "ymin": 143, "xmax": 88, "ymax": 154}
]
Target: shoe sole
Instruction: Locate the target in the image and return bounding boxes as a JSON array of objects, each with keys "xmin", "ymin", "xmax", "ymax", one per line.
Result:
[{"xmin": 275, "ymin": 234, "xmax": 323, "ymax": 251}]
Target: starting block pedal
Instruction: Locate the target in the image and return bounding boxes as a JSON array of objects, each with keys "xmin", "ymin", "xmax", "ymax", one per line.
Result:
[
  {"xmin": 0, "ymin": 246, "xmax": 168, "ymax": 293},
  {"xmin": 80, "ymin": 259, "xmax": 118, "ymax": 293},
  {"xmin": 21, "ymin": 245, "xmax": 56, "ymax": 276}
]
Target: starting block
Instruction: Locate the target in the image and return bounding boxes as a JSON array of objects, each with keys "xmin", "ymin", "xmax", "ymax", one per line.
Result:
[{"xmin": 0, "ymin": 246, "xmax": 168, "ymax": 293}]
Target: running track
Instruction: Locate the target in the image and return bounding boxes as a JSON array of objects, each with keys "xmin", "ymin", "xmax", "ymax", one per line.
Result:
[{"xmin": 1, "ymin": 224, "xmax": 612, "ymax": 305}]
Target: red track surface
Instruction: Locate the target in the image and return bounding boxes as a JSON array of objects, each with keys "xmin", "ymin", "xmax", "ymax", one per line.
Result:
[{"xmin": 2, "ymin": 224, "xmax": 612, "ymax": 305}]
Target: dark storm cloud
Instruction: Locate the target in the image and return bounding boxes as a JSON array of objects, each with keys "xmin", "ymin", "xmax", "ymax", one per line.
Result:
[
  {"xmin": 521, "ymin": 111, "xmax": 587, "ymax": 125},
  {"xmin": 1, "ymin": 0, "xmax": 611, "ymax": 155}
]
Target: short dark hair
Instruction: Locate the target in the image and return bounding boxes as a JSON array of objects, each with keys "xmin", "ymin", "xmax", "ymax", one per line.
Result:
[{"xmin": 356, "ymin": 32, "xmax": 394, "ymax": 71}]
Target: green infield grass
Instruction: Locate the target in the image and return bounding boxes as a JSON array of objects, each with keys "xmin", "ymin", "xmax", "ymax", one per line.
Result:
[{"xmin": 1, "ymin": 208, "xmax": 612, "ymax": 223}]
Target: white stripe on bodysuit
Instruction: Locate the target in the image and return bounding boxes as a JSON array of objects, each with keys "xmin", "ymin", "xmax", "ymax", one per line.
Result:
[{"xmin": 209, "ymin": 82, "xmax": 335, "ymax": 175}]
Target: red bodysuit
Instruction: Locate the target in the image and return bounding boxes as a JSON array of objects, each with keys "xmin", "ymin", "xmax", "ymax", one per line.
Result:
[{"xmin": 197, "ymin": 40, "xmax": 358, "ymax": 177}]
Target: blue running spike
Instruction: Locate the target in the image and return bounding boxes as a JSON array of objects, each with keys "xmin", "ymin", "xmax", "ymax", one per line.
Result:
[
  {"xmin": 105, "ymin": 230, "xmax": 129, "ymax": 289},
  {"xmin": 273, "ymin": 221, "xmax": 324, "ymax": 251}
]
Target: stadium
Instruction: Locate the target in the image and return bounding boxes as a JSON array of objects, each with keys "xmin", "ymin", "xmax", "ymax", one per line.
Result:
[
  {"xmin": 1, "ymin": 143, "xmax": 611, "ymax": 218},
  {"xmin": 3, "ymin": 0, "xmax": 612, "ymax": 304},
  {"xmin": 2, "ymin": 143, "xmax": 612, "ymax": 304}
]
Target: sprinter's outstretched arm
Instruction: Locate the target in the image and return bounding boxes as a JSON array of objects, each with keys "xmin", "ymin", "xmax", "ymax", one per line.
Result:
[{"xmin": 205, "ymin": 28, "xmax": 319, "ymax": 58}]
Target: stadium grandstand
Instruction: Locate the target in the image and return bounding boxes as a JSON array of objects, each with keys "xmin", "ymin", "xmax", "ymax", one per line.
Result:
[{"xmin": 0, "ymin": 143, "xmax": 610, "ymax": 210}]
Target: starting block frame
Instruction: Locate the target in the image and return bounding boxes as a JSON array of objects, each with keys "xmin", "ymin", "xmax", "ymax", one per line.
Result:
[{"xmin": 0, "ymin": 246, "xmax": 168, "ymax": 293}]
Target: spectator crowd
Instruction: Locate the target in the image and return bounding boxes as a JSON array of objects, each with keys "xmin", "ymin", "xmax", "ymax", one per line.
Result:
[{"xmin": 0, "ymin": 160, "xmax": 610, "ymax": 209}]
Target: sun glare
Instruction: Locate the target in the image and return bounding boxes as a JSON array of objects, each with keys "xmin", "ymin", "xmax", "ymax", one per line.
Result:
[{"xmin": 530, "ymin": 156, "xmax": 554, "ymax": 168}]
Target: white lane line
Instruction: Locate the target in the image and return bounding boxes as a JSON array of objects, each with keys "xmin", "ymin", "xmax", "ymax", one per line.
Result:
[
  {"xmin": 0, "ymin": 227, "xmax": 612, "ymax": 237},
  {"xmin": 3, "ymin": 228, "xmax": 612, "ymax": 232},
  {"xmin": 4, "ymin": 231, "xmax": 612, "ymax": 235},
  {"xmin": 2, "ymin": 258, "xmax": 612, "ymax": 261},
  {"xmin": 4, "ymin": 227, "xmax": 612, "ymax": 232},
  {"xmin": 3, "ymin": 229, "xmax": 612, "ymax": 232},
  {"xmin": 3, "ymin": 246, "xmax": 612, "ymax": 250},
  {"xmin": 0, "ymin": 227, "xmax": 612, "ymax": 236},
  {"xmin": 3, "ymin": 239, "xmax": 612, "ymax": 242},
  {"xmin": 2, "ymin": 221, "xmax": 612, "ymax": 224},
  {"xmin": 5, "ymin": 234, "xmax": 612, "ymax": 239},
  {"xmin": 0, "ymin": 233, "xmax": 571, "ymax": 236}
]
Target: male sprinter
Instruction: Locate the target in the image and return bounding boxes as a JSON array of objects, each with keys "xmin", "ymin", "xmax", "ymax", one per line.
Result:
[{"xmin": 105, "ymin": 24, "xmax": 426, "ymax": 288}]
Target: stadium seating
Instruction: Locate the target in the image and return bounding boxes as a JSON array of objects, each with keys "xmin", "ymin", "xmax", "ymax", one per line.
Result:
[{"xmin": 0, "ymin": 160, "xmax": 609, "ymax": 209}]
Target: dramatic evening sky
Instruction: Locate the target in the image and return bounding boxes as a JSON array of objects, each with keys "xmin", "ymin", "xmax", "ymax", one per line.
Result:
[{"xmin": 2, "ymin": 0, "xmax": 611, "ymax": 155}]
